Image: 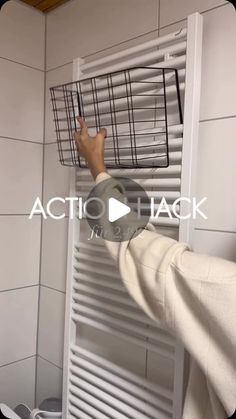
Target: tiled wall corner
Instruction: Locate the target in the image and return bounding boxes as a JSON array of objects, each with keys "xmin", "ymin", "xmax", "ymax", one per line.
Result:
[
  {"xmin": 46, "ymin": 0, "xmax": 159, "ymax": 70},
  {"xmin": 38, "ymin": 287, "xmax": 65, "ymax": 368},
  {"xmin": 0, "ymin": 0, "xmax": 45, "ymax": 409},
  {"xmin": 36, "ymin": 357, "xmax": 63, "ymax": 406},
  {"xmin": 0, "ymin": 357, "xmax": 36, "ymax": 409}
]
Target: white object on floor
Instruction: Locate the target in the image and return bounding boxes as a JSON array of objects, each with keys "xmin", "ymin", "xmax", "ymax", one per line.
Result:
[
  {"xmin": 30, "ymin": 409, "xmax": 62, "ymax": 419},
  {"xmin": 0, "ymin": 404, "xmax": 21, "ymax": 419}
]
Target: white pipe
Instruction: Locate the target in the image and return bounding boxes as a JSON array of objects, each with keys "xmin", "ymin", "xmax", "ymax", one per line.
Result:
[
  {"xmin": 70, "ymin": 355, "xmax": 173, "ymax": 414},
  {"xmin": 68, "ymin": 406, "xmax": 94, "ymax": 419},
  {"xmin": 78, "ymin": 163, "xmax": 182, "ymax": 178},
  {"xmin": 73, "ymin": 282, "xmax": 137, "ymax": 307},
  {"xmin": 76, "ymin": 70, "xmax": 184, "ymax": 104},
  {"xmin": 69, "ymin": 394, "xmax": 109, "ymax": 419},
  {"xmin": 74, "ymin": 252, "xmax": 114, "ymax": 266},
  {"xmin": 72, "ymin": 291, "xmax": 161, "ymax": 327},
  {"xmin": 76, "ymin": 178, "xmax": 180, "ymax": 188},
  {"xmin": 72, "ymin": 302, "xmax": 174, "ymax": 346},
  {"xmin": 70, "ymin": 365, "xmax": 171, "ymax": 419},
  {"xmin": 72, "ymin": 313, "xmax": 175, "ymax": 358},
  {"xmin": 68, "ymin": 404, "xmax": 91, "ymax": 419},
  {"xmin": 75, "ymin": 242, "xmax": 106, "ymax": 253},
  {"xmin": 80, "ymin": 42, "xmax": 187, "ymax": 80},
  {"xmin": 151, "ymin": 216, "xmax": 179, "ymax": 226},
  {"xmin": 70, "ymin": 384, "xmax": 128, "ymax": 419},
  {"xmin": 73, "ymin": 272, "xmax": 124, "ymax": 292},
  {"xmin": 79, "ymin": 81, "xmax": 185, "ymax": 114},
  {"xmin": 81, "ymin": 28, "xmax": 187, "ymax": 71},
  {"xmin": 75, "ymin": 190, "xmax": 181, "ymax": 201},
  {"xmin": 71, "ymin": 344, "xmax": 173, "ymax": 400},
  {"xmin": 73, "ymin": 260, "xmax": 121, "ymax": 280}
]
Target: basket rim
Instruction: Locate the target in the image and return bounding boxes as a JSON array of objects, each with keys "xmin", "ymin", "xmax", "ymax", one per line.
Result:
[{"xmin": 50, "ymin": 66, "xmax": 179, "ymax": 91}]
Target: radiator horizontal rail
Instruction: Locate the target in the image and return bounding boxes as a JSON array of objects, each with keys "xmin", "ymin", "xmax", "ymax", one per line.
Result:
[
  {"xmin": 72, "ymin": 291, "xmax": 163, "ymax": 329},
  {"xmin": 76, "ymin": 178, "xmax": 181, "ymax": 188},
  {"xmin": 74, "ymin": 252, "xmax": 114, "ymax": 266},
  {"xmin": 73, "ymin": 282, "xmax": 138, "ymax": 308},
  {"xmin": 70, "ymin": 354, "xmax": 173, "ymax": 414},
  {"xmin": 151, "ymin": 216, "xmax": 179, "ymax": 226},
  {"xmin": 80, "ymin": 42, "xmax": 186, "ymax": 80},
  {"xmin": 68, "ymin": 404, "xmax": 92, "ymax": 419},
  {"xmin": 79, "ymin": 163, "xmax": 182, "ymax": 178},
  {"xmin": 70, "ymin": 363, "xmax": 171, "ymax": 418},
  {"xmin": 78, "ymin": 81, "xmax": 185, "ymax": 114},
  {"xmin": 69, "ymin": 393, "xmax": 110, "ymax": 419},
  {"xmin": 73, "ymin": 272, "xmax": 124, "ymax": 292},
  {"xmin": 72, "ymin": 313, "xmax": 175, "ymax": 358},
  {"xmin": 81, "ymin": 28, "xmax": 187, "ymax": 71},
  {"xmin": 70, "ymin": 381, "xmax": 132, "ymax": 419},
  {"xmin": 79, "ymin": 75, "xmax": 181, "ymax": 105},
  {"xmin": 71, "ymin": 344, "xmax": 174, "ymax": 400},
  {"xmin": 75, "ymin": 190, "xmax": 181, "ymax": 201},
  {"xmin": 73, "ymin": 260, "xmax": 121, "ymax": 281},
  {"xmin": 72, "ymin": 302, "xmax": 174, "ymax": 347}
]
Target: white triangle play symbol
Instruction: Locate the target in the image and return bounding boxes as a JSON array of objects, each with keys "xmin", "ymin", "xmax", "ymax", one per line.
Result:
[{"xmin": 108, "ymin": 197, "xmax": 131, "ymax": 222}]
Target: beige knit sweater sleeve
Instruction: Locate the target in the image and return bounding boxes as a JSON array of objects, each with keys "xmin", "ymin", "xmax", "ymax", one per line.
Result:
[{"xmin": 95, "ymin": 172, "xmax": 236, "ymax": 419}]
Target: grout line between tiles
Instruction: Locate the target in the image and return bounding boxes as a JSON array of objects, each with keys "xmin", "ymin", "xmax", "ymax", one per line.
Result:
[
  {"xmin": 201, "ymin": 2, "xmax": 230, "ymax": 16},
  {"xmin": 195, "ymin": 228, "xmax": 236, "ymax": 235},
  {"xmin": 0, "ymin": 355, "xmax": 36, "ymax": 370},
  {"xmin": 200, "ymin": 115, "xmax": 236, "ymax": 123},
  {"xmin": 0, "ymin": 136, "xmax": 43, "ymax": 145},
  {"xmin": 159, "ymin": 2, "xmax": 228, "ymax": 30},
  {"xmin": 34, "ymin": 13, "xmax": 47, "ymax": 408},
  {"xmin": 46, "ymin": 28, "xmax": 160, "ymax": 72},
  {"xmin": 46, "ymin": 61, "xmax": 73, "ymax": 73},
  {"xmin": 0, "ymin": 56, "xmax": 44, "ymax": 73},
  {"xmin": 38, "ymin": 354, "xmax": 63, "ymax": 370},
  {"xmin": 41, "ymin": 284, "xmax": 66, "ymax": 295},
  {"xmin": 0, "ymin": 214, "xmax": 41, "ymax": 216},
  {"xmin": 0, "ymin": 284, "xmax": 38, "ymax": 294}
]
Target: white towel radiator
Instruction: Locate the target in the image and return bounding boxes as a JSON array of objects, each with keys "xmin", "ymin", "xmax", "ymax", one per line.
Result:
[{"xmin": 62, "ymin": 13, "xmax": 203, "ymax": 419}]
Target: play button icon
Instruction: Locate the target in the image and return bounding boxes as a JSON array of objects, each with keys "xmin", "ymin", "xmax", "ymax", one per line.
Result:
[
  {"xmin": 108, "ymin": 198, "xmax": 131, "ymax": 222},
  {"xmin": 84, "ymin": 176, "xmax": 151, "ymax": 242}
]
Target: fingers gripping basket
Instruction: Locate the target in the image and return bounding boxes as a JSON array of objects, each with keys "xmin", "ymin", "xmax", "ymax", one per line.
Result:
[{"xmin": 50, "ymin": 66, "xmax": 183, "ymax": 169}]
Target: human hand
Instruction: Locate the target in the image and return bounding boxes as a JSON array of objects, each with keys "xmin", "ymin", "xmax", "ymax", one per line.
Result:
[{"xmin": 74, "ymin": 117, "xmax": 107, "ymax": 179}]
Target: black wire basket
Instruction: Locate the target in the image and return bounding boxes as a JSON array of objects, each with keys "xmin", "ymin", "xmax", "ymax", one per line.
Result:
[{"xmin": 50, "ymin": 66, "xmax": 183, "ymax": 169}]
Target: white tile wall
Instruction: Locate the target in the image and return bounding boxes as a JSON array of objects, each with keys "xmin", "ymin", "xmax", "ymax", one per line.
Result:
[
  {"xmin": 147, "ymin": 350, "xmax": 175, "ymax": 392},
  {"xmin": 0, "ymin": 287, "xmax": 38, "ymax": 366},
  {"xmin": 0, "ymin": 138, "xmax": 42, "ymax": 214},
  {"xmin": 200, "ymin": 4, "xmax": 236, "ymax": 120},
  {"xmin": 0, "ymin": 1, "xmax": 45, "ymax": 70},
  {"xmin": 43, "ymin": 144, "xmax": 71, "ymax": 215},
  {"xmin": 41, "ymin": 218, "xmax": 68, "ymax": 292},
  {"xmin": 0, "ymin": 0, "xmax": 45, "ymax": 407},
  {"xmin": 0, "ymin": 216, "xmax": 41, "ymax": 291},
  {"xmin": 46, "ymin": 63, "xmax": 73, "ymax": 143},
  {"xmin": 84, "ymin": 29, "xmax": 159, "ymax": 64},
  {"xmin": 160, "ymin": 19, "xmax": 187, "ymax": 36},
  {"xmin": 46, "ymin": 0, "xmax": 159, "ymax": 70},
  {"xmin": 196, "ymin": 118, "xmax": 236, "ymax": 232},
  {"xmin": 38, "ymin": 287, "xmax": 65, "ymax": 367},
  {"xmin": 0, "ymin": 59, "xmax": 44, "ymax": 142},
  {"xmin": 77, "ymin": 326, "xmax": 146, "ymax": 376},
  {"xmin": 40, "ymin": 0, "xmax": 236, "ymax": 410},
  {"xmin": 36, "ymin": 357, "xmax": 63, "ymax": 406},
  {"xmin": 160, "ymin": 0, "xmax": 226, "ymax": 27},
  {"xmin": 0, "ymin": 357, "xmax": 36, "ymax": 409},
  {"xmin": 194, "ymin": 230, "xmax": 236, "ymax": 263}
]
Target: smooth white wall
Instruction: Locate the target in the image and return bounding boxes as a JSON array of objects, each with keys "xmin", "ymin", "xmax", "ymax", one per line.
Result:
[
  {"xmin": 0, "ymin": 0, "xmax": 45, "ymax": 409},
  {"xmin": 41, "ymin": 0, "xmax": 236, "ymax": 404}
]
